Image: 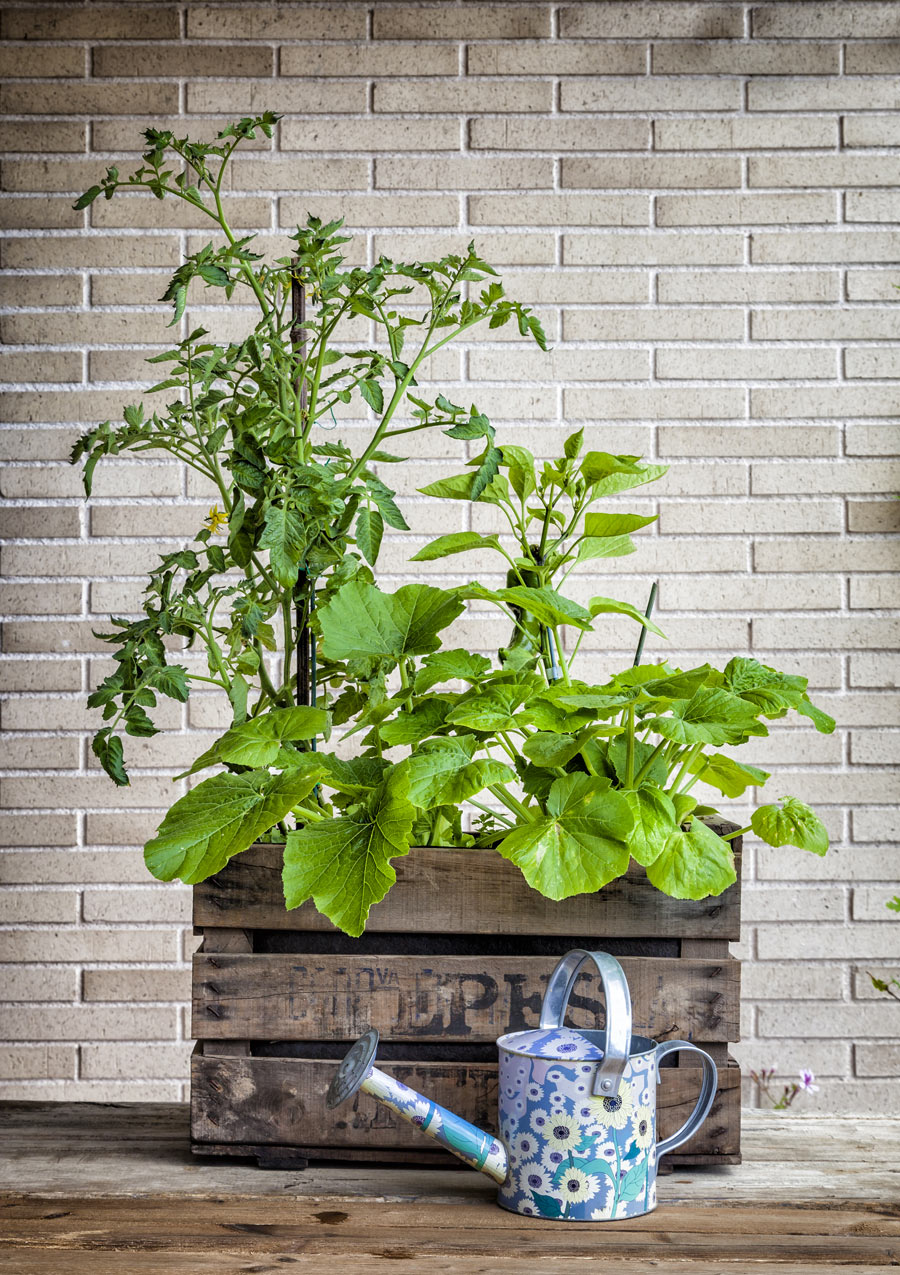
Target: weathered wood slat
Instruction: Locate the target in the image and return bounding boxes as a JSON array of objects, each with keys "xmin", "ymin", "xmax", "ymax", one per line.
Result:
[
  {"xmin": 193, "ymin": 841, "xmax": 742, "ymax": 939},
  {"xmin": 192, "ymin": 953, "xmax": 740, "ymax": 1043},
  {"xmin": 190, "ymin": 1053, "xmax": 741, "ymax": 1162}
]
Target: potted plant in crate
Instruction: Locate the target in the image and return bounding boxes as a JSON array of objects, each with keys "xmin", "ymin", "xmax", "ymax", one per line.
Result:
[{"xmin": 73, "ymin": 115, "xmax": 833, "ymax": 1170}]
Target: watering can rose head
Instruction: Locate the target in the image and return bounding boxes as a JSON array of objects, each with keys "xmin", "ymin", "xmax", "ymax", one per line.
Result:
[{"xmin": 325, "ymin": 950, "xmax": 718, "ymax": 1221}]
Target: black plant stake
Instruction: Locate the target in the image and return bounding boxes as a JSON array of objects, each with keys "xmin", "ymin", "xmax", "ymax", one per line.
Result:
[{"xmin": 632, "ymin": 580, "xmax": 658, "ymax": 668}]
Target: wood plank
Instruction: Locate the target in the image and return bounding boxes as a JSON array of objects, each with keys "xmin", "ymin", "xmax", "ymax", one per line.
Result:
[
  {"xmin": 199, "ymin": 930, "xmax": 252, "ymax": 1057},
  {"xmin": 2, "ymin": 1195, "xmax": 897, "ymax": 1265},
  {"xmin": 193, "ymin": 840, "xmax": 742, "ymax": 939},
  {"xmin": 191, "ymin": 952, "xmax": 740, "ymax": 1043},
  {"xmin": 190, "ymin": 1053, "xmax": 740, "ymax": 1161}
]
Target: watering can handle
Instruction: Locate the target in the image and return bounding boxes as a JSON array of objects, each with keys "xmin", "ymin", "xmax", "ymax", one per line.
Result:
[
  {"xmin": 539, "ymin": 949, "xmax": 632, "ymax": 1097},
  {"xmin": 654, "ymin": 1040, "xmax": 718, "ymax": 1158}
]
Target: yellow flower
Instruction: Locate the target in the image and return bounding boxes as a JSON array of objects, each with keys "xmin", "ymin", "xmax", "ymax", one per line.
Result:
[
  {"xmin": 205, "ymin": 505, "xmax": 228, "ymax": 534},
  {"xmin": 597, "ymin": 1080, "xmax": 634, "ymax": 1130}
]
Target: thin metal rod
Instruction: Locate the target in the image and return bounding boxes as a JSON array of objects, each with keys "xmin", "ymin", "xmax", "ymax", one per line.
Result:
[
  {"xmin": 291, "ymin": 264, "xmax": 311, "ymax": 709},
  {"xmin": 632, "ymin": 580, "xmax": 658, "ymax": 668}
]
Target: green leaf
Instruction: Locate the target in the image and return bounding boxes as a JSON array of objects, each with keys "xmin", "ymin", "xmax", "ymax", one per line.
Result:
[
  {"xmin": 575, "ymin": 535, "xmax": 637, "ymax": 563},
  {"xmin": 318, "ymin": 581, "xmax": 464, "ymax": 665},
  {"xmin": 522, "ymin": 732, "xmax": 583, "ymax": 768},
  {"xmin": 564, "ymin": 428, "xmax": 584, "ymax": 460},
  {"xmin": 447, "ymin": 681, "xmax": 537, "ymax": 733},
  {"xmin": 366, "ymin": 477, "xmax": 409, "ymax": 531},
  {"xmin": 92, "ymin": 730, "xmax": 128, "ymax": 787},
  {"xmin": 356, "ymin": 508, "xmax": 384, "ymax": 566},
  {"xmin": 359, "ymin": 378, "xmax": 384, "ymax": 413},
  {"xmin": 216, "ymin": 706, "xmax": 327, "ymax": 768},
  {"xmin": 496, "ymin": 774, "xmax": 633, "ymax": 901},
  {"xmin": 583, "ymin": 512, "xmax": 657, "ymax": 538},
  {"xmin": 751, "ymin": 796, "xmax": 829, "ymax": 856},
  {"xmin": 531, "ymin": 1192, "xmax": 564, "ymax": 1220},
  {"xmin": 282, "ymin": 775, "xmax": 416, "ymax": 936},
  {"xmin": 259, "ymin": 505, "xmax": 305, "ymax": 588},
  {"xmin": 625, "ymin": 786, "xmax": 677, "ymax": 868},
  {"xmin": 607, "ymin": 736, "xmax": 667, "ymax": 787},
  {"xmin": 484, "ymin": 585, "xmax": 593, "ymax": 631},
  {"xmin": 690, "ymin": 752, "xmax": 769, "ymax": 799},
  {"xmin": 644, "ymin": 688, "xmax": 767, "ymax": 748},
  {"xmin": 73, "ymin": 185, "xmax": 103, "ymax": 210},
  {"xmin": 645, "ymin": 818, "xmax": 737, "ymax": 900},
  {"xmin": 379, "ymin": 699, "xmax": 451, "ymax": 747},
  {"xmin": 414, "ymin": 649, "xmax": 492, "ymax": 693},
  {"xmin": 144, "ymin": 760, "xmax": 325, "ymax": 885},
  {"xmin": 409, "ymin": 532, "xmax": 501, "ymax": 562},
  {"xmin": 591, "ymin": 463, "xmax": 668, "ymax": 499},
  {"xmin": 316, "ymin": 754, "xmax": 389, "ymax": 797},
  {"xmin": 402, "ymin": 736, "xmax": 514, "ymax": 809},
  {"xmin": 154, "ymin": 664, "xmax": 189, "ymax": 702},
  {"xmin": 580, "ymin": 452, "xmax": 644, "ymax": 484},
  {"xmin": 589, "ymin": 596, "xmax": 666, "ymax": 637},
  {"xmin": 470, "ymin": 445, "xmax": 503, "ymax": 501},
  {"xmin": 418, "ymin": 471, "xmax": 509, "ymax": 506}
]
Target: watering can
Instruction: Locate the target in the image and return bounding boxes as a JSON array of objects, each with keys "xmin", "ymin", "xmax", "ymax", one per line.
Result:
[{"xmin": 327, "ymin": 949, "xmax": 717, "ymax": 1221}]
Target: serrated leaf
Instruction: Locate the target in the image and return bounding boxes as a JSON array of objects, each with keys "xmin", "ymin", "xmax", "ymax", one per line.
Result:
[
  {"xmin": 402, "ymin": 736, "xmax": 514, "ymax": 809},
  {"xmin": 259, "ymin": 505, "xmax": 305, "ymax": 588},
  {"xmin": 318, "ymin": 581, "xmax": 464, "ymax": 665},
  {"xmin": 359, "ymin": 377, "xmax": 384, "ymax": 413},
  {"xmin": 216, "ymin": 706, "xmax": 328, "ymax": 767},
  {"xmin": 145, "ymin": 760, "xmax": 325, "ymax": 885},
  {"xmin": 521, "ymin": 732, "xmax": 583, "ymax": 768},
  {"xmin": 356, "ymin": 508, "xmax": 384, "ymax": 565},
  {"xmin": 689, "ymin": 752, "xmax": 769, "ymax": 799},
  {"xmin": 645, "ymin": 818, "xmax": 737, "ymax": 900},
  {"xmin": 316, "ymin": 755, "xmax": 389, "ymax": 797},
  {"xmin": 282, "ymin": 775, "xmax": 416, "ymax": 936},
  {"xmin": 625, "ymin": 786, "xmax": 677, "ymax": 868},
  {"xmin": 643, "ymin": 688, "xmax": 767, "ymax": 748},
  {"xmin": 751, "ymin": 796, "xmax": 829, "ymax": 856},
  {"xmin": 92, "ymin": 730, "xmax": 128, "ymax": 787},
  {"xmin": 379, "ymin": 699, "xmax": 451, "ymax": 747},
  {"xmin": 414, "ymin": 649, "xmax": 492, "ymax": 693}
]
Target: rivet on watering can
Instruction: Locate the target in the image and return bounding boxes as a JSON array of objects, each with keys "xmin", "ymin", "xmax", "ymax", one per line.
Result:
[{"xmin": 601, "ymin": 1079, "xmax": 613, "ymax": 1091}]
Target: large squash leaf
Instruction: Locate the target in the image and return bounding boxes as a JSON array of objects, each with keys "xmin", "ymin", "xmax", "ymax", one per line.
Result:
[
  {"xmin": 645, "ymin": 817, "xmax": 737, "ymax": 900},
  {"xmin": 401, "ymin": 735, "xmax": 514, "ymax": 809},
  {"xmin": 751, "ymin": 796, "xmax": 828, "ymax": 856},
  {"xmin": 318, "ymin": 580, "xmax": 464, "ymax": 665}
]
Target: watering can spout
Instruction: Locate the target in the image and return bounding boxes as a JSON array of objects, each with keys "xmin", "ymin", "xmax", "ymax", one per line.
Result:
[{"xmin": 326, "ymin": 1029, "xmax": 509, "ymax": 1184}]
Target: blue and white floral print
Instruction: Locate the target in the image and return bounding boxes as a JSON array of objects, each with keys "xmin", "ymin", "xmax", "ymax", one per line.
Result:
[{"xmin": 494, "ymin": 1041, "xmax": 660, "ymax": 1221}]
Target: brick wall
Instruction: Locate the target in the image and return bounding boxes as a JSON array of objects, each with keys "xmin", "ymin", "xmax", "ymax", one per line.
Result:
[{"xmin": 1, "ymin": 0, "xmax": 899, "ymax": 1109}]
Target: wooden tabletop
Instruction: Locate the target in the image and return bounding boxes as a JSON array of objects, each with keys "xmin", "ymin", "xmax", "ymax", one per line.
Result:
[{"xmin": 1, "ymin": 1102, "xmax": 897, "ymax": 1273}]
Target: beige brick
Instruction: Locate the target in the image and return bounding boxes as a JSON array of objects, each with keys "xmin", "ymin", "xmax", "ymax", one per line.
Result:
[
  {"xmin": 0, "ymin": 890, "xmax": 77, "ymax": 923},
  {"xmin": 83, "ymin": 887, "xmax": 190, "ymax": 924},
  {"xmin": 855, "ymin": 809, "xmax": 900, "ymax": 841},
  {"xmin": 657, "ymin": 348, "xmax": 835, "ymax": 380},
  {"xmin": 0, "ymin": 1044, "xmax": 75, "ymax": 1080},
  {"xmin": 192, "ymin": 75, "xmax": 369, "ymax": 114},
  {"xmin": 4, "ymin": 542, "xmax": 168, "ymax": 579},
  {"xmin": 753, "ymin": 387, "xmax": 900, "ymax": 421},
  {"xmin": 469, "ymin": 117, "xmax": 648, "ymax": 152},
  {"xmin": 659, "ymin": 424, "xmax": 838, "ymax": 459},
  {"xmin": 846, "ymin": 425, "xmax": 900, "ymax": 456},
  {"xmin": 497, "ymin": 269, "xmax": 647, "ymax": 304},
  {"xmin": 2, "ymin": 561, "xmax": 86, "ymax": 602},
  {"xmin": 847, "ymin": 191, "xmax": 900, "ymax": 226},
  {"xmin": 376, "ymin": 156, "xmax": 553, "ymax": 191},
  {"xmin": 0, "ymin": 196, "xmax": 82, "ymax": 231},
  {"xmin": 584, "ymin": 614, "xmax": 751, "ymax": 652},
  {"xmin": 0, "ymin": 82, "xmax": 178, "ymax": 116},
  {"xmin": 564, "ymin": 308, "xmax": 745, "ymax": 341},
  {"xmin": 374, "ymin": 231, "xmax": 553, "ymax": 266},
  {"xmin": 0, "ymin": 850, "xmax": 146, "ymax": 884},
  {"xmin": 2, "ymin": 695, "xmax": 180, "ymax": 734},
  {"xmin": 281, "ymin": 42, "xmax": 457, "ymax": 77},
  {"xmin": 188, "ymin": 4, "xmax": 365, "ymax": 39},
  {"xmin": 752, "ymin": 155, "xmax": 900, "ymax": 192},
  {"xmin": 0, "ymin": 121, "xmax": 85, "ymax": 153},
  {"xmin": 375, "ymin": 5, "xmax": 548, "ymax": 39},
  {"xmin": 81, "ymin": 1041, "xmax": 192, "ymax": 1078},
  {"xmin": 753, "ymin": 460, "xmax": 900, "ymax": 495},
  {"xmin": 86, "ymin": 812, "xmax": 165, "ymax": 846},
  {"xmin": 90, "ymin": 194, "xmax": 271, "ymax": 231},
  {"xmin": 743, "ymin": 963, "xmax": 844, "ymax": 1001},
  {"xmin": 94, "ymin": 44, "xmax": 273, "ymax": 78},
  {"xmin": 469, "ymin": 193, "xmax": 648, "ymax": 228},
  {"xmin": 83, "ymin": 968, "xmax": 190, "ymax": 1003},
  {"xmin": 1, "ymin": 1005, "xmax": 178, "ymax": 1041},
  {"xmin": 758, "ymin": 843, "xmax": 897, "ymax": 882},
  {"xmin": 0, "ymin": 659, "xmax": 81, "ymax": 692},
  {"xmin": 657, "ymin": 193, "xmax": 835, "ymax": 227},
  {"xmin": 1, "ymin": 274, "xmax": 83, "ymax": 308},
  {"xmin": 1, "ymin": 463, "xmax": 180, "ymax": 501},
  {"xmin": 749, "ymin": 77, "xmax": 900, "ymax": 114},
  {"xmin": 0, "ymin": 44, "xmax": 85, "ymax": 77},
  {"xmin": 4, "ymin": 159, "xmax": 136, "ymax": 195},
  {"xmin": 0, "ymin": 1079, "xmax": 184, "ymax": 1100},
  {"xmin": 0, "ymin": 389, "xmax": 153, "ymax": 425},
  {"xmin": 468, "ymin": 41, "xmax": 645, "ymax": 75},
  {"xmin": 855, "ymin": 967, "xmax": 900, "ymax": 1000},
  {"xmin": 847, "ymin": 500, "xmax": 900, "ymax": 534},
  {"xmin": 737, "ymin": 729, "xmax": 843, "ymax": 765},
  {"xmin": 376, "ymin": 78, "xmax": 551, "ymax": 115},
  {"xmin": 848, "ymin": 348, "xmax": 900, "ymax": 381},
  {"xmin": 1, "ymin": 234, "xmax": 179, "ymax": 269},
  {"xmin": 761, "ymin": 1002, "xmax": 900, "ymax": 1039},
  {"xmin": 567, "ymin": 232, "xmax": 743, "ymax": 266},
  {"xmin": 2, "ymin": 352, "xmax": 84, "ymax": 388},
  {"xmin": 851, "ymin": 655, "xmax": 900, "ymax": 689},
  {"xmin": 757, "ymin": 921, "xmax": 900, "ymax": 962},
  {"xmin": 660, "ymin": 499, "xmax": 841, "ymax": 535},
  {"xmin": 562, "ymin": 155, "xmax": 740, "ymax": 190},
  {"xmin": 754, "ymin": 2, "xmax": 900, "ymax": 38},
  {"xmin": 471, "ymin": 347, "xmax": 649, "ymax": 383},
  {"xmin": 755, "ymin": 539, "xmax": 898, "ymax": 574},
  {"xmin": 856, "ymin": 1044, "xmax": 900, "ymax": 1077},
  {"xmin": 654, "ymin": 116, "xmax": 837, "ymax": 151},
  {"xmin": 846, "ymin": 270, "xmax": 900, "ymax": 302},
  {"xmin": 3, "ymin": 311, "xmax": 169, "ymax": 346},
  {"xmin": 281, "ymin": 193, "xmax": 458, "ymax": 229},
  {"xmin": 2, "ymin": 772, "xmax": 174, "ymax": 810},
  {"xmin": 560, "ymin": 4, "xmax": 742, "ymax": 38},
  {"xmin": 753, "ymin": 232, "xmax": 900, "ymax": 266},
  {"xmin": 566, "ymin": 386, "xmax": 743, "ymax": 421},
  {"xmin": 843, "ymin": 113, "xmax": 900, "ymax": 148},
  {"xmin": 851, "ymin": 730, "xmax": 900, "ymax": 765},
  {"xmin": 751, "ymin": 307, "xmax": 898, "ymax": 340},
  {"xmin": 280, "ymin": 117, "xmax": 460, "ymax": 153},
  {"xmin": 90, "ymin": 505, "xmax": 206, "ymax": 539},
  {"xmin": 652, "ymin": 40, "xmax": 837, "ymax": 75},
  {"xmin": 0, "ymin": 428, "xmax": 84, "ymax": 462},
  {"xmin": 756, "ymin": 617, "xmax": 900, "ymax": 654},
  {"xmin": 661, "ymin": 574, "xmax": 840, "ymax": 612},
  {"xmin": 0, "ymin": 813, "xmax": 75, "ymax": 848},
  {"xmin": 3, "ymin": 6, "xmax": 178, "ymax": 38},
  {"xmin": 2, "ymin": 965, "xmax": 77, "ymax": 1001}
]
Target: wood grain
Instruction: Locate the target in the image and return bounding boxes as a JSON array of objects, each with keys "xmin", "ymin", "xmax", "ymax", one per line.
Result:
[
  {"xmin": 193, "ymin": 840, "xmax": 742, "ymax": 938},
  {"xmin": 190, "ymin": 1052, "xmax": 741, "ymax": 1161},
  {"xmin": 191, "ymin": 952, "xmax": 740, "ymax": 1042}
]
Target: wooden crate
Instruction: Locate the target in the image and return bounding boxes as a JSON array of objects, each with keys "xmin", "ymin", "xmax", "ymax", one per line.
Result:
[{"xmin": 191, "ymin": 831, "xmax": 742, "ymax": 1169}]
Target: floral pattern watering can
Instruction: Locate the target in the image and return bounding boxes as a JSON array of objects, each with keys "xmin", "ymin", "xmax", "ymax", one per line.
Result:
[{"xmin": 326, "ymin": 948, "xmax": 718, "ymax": 1221}]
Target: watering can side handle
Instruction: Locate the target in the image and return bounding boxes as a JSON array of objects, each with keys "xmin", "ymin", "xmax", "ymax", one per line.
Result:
[
  {"xmin": 539, "ymin": 949, "xmax": 632, "ymax": 1097},
  {"xmin": 654, "ymin": 1040, "xmax": 718, "ymax": 1159}
]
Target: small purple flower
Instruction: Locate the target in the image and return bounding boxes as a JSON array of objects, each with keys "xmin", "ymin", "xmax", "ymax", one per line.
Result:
[{"xmin": 798, "ymin": 1069, "xmax": 819, "ymax": 1093}]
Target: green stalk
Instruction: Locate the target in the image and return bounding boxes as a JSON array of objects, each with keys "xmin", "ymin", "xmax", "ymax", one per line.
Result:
[
  {"xmin": 632, "ymin": 739, "xmax": 667, "ymax": 787},
  {"xmin": 625, "ymin": 704, "xmax": 635, "ymax": 788},
  {"xmin": 488, "ymin": 784, "xmax": 534, "ymax": 823}
]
